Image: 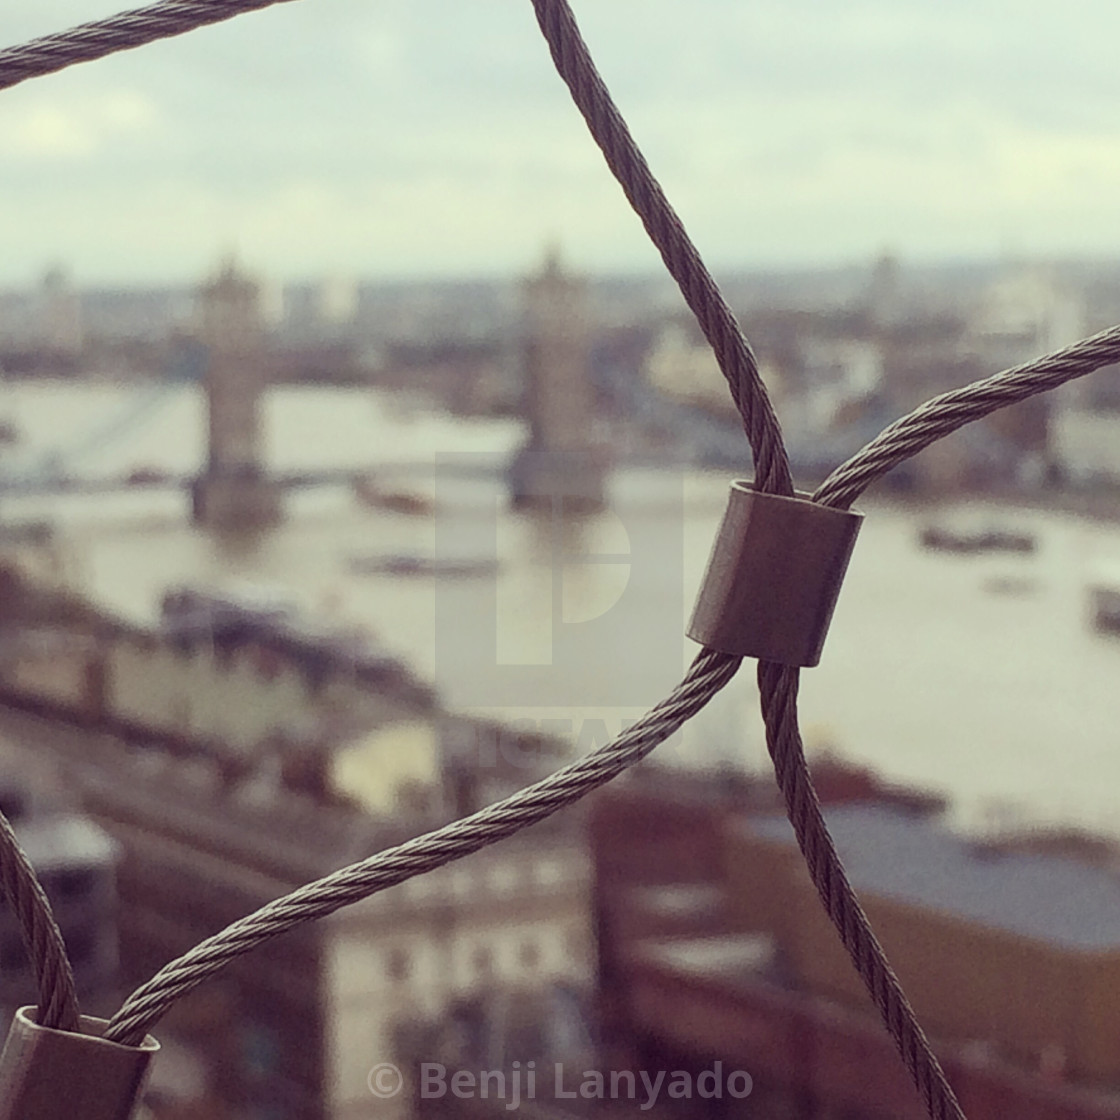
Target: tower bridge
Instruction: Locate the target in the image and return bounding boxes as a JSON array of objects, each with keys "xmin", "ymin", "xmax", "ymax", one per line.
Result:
[
  {"xmin": 189, "ymin": 259, "xmax": 284, "ymax": 530},
  {"xmin": 509, "ymin": 247, "xmax": 608, "ymax": 512},
  {"xmin": 0, "ymin": 250, "xmax": 631, "ymax": 511}
]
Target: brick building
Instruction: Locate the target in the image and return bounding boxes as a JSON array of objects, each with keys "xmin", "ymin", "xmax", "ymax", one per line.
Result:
[{"xmin": 590, "ymin": 765, "xmax": 1120, "ymax": 1119}]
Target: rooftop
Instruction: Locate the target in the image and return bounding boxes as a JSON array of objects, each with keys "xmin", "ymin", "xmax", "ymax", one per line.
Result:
[{"xmin": 746, "ymin": 805, "xmax": 1120, "ymax": 951}]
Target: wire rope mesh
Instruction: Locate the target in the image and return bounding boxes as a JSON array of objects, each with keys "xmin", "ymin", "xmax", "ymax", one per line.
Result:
[
  {"xmin": 4, "ymin": 3, "xmax": 1120, "ymax": 1119},
  {"xmin": 0, "ymin": 0, "xmax": 292, "ymax": 91}
]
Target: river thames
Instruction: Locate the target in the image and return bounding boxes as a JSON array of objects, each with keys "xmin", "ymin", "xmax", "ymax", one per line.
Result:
[{"xmin": 2, "ymin": 380, "xmax": 1119, "ymax": 836}]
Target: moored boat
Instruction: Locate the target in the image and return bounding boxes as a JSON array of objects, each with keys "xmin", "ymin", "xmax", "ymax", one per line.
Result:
[
  {"xmin": 919, "ymin": 523, "xmax": 1035, "ymax": 555},
  {"xmin": 348, "ymin": 553, "xmax": 498, "ymax": 578},
  {"xmin": 1088, "ymin": 570, "xmax": 1120, "ymax": 635}
]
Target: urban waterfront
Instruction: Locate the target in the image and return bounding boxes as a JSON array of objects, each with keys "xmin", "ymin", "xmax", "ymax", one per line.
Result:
[
  {"xmin": 2, "ymin": 380, "xmax": 1120, "ymax": 836},
  {"xmin": 14, "ymin": 1, "xmax": 1120, "ymax": 1111}
]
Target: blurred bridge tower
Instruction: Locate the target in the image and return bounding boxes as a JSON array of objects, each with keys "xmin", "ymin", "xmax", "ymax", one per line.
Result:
[
  {"xmin": 509, "ymin": 247, "xmax": 607, "ymax": 512},
  {"xmin": 190, "ymin": 258, "xmax": 283, "ymax": 530}
]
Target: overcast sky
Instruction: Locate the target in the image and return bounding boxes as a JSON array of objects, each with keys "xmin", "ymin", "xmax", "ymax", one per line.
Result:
[{"xmin": 3, "ymin": 0, "xmax": 1120, "ymax": 286}]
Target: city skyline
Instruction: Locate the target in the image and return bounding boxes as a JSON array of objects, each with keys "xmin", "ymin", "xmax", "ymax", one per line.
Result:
[{"xmin": 4, "ymin": 0, "xmax": 1120, "ymax": 285}]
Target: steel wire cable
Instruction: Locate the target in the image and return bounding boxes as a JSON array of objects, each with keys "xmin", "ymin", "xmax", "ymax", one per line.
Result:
[
  {"xmin": 2, "ymin": 3, "xmax": 1120, "ymax": 1120},
  {"xmin": 83, "ymin": 0, "xmax": 966, "ymax": 1108},
  {"xmin": 0, "ymin": 808, "xmax": 80, "ymax": 1032},
  {"xmin": 531, "ymin": 4, "xmax": 959, "ymax": 1114},
  {"xmin": 814, "ymin": 323, "xmax": 1120, "ymax": 512},
  {"xmin": 756, "ymin": 661, "xmax": 962, "ymax": 1119},
  {"xmin": 0, "ymin": 0, "xmax": 293, "ymax": 92},
  {"xmin": 750, "ymin": 326, "xmax": 1120, "ymax": 1118},
  {"xmin": 97, "ymin": 313, "xmax": 1120, "ymax": 1103},
  {"xmin": 527, "ymin": 0, "xmax": 791, "ymax": 496},
  {"xmin": 0, "ymin": 0, "xmax": 793, "ymax": 496},
  {"xmin": 102, "ymin": 647, "xmax": 743, "ymax": 1044}
]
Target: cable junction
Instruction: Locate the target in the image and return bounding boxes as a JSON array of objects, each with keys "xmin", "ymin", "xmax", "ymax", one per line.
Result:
[{"xmin": 4, "ymin": 4, "xmax": 1120, "ymax": 1120}]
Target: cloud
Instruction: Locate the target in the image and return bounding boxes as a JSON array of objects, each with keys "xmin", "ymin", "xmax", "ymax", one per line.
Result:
[
  {"xmin": 1, "ymin": 90, "xmax": 158, "ymax": 159},
  {"xmin": 2, "ymin": 0, "xmax": 1120, "ymax": 281}
]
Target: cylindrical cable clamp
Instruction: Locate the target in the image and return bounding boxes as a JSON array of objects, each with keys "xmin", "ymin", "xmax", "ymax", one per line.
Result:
[
  {"xmin": 0, "ymin": 1006, "xmax": 159, "ymax": 1120},
  {"xmin": 688, "ymin": 483, "xmax": 862, "ymax": 667}
]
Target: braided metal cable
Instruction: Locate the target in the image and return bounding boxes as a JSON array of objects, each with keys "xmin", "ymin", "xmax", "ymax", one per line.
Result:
[
  {"xmin": 4, "ymin": 5, "xmax": 1119, "ymax": 1120},
  {"xmin": 0, "ymin": 0, "xmax": 791, "ymax": 495},
  {"xmin": 758, "ymin": 661, "xmax": 964, "ymax": 1119},
  {"xmin": 0, "ymin": 808, "xmax": 80, "ymax": 1032},
  {"xmin": 0, "ymin": 2, "xmax": 962, "ymax": 1112},
  {"xmin": 0, "ymin": 0, "xmax": 294, "ymax": 93},
  {"xmin": 71, "ymin": 3, "xmax": 954, "ymax": 1111},
  {"xmin": 815, "ymin": 323, "xmax": 1120, "ymax": 511},
  {"xmin": 97, "ymin": 310, "xmax": 1120, "ymax": 1086},
  {"xmin": 532, "ymin": 2, "xmax": 960, "ymax": 1115},
  {"xmin": 529, "ymin": 0, "xmax": 792, "ymax": 496},
  {"xmin": 753, "ymin": 324, "xmax": 1120, "ymax": 1117},
  {"xmin": 102, "ymin": 648, "xmax": 742, "ymax": 1045}
]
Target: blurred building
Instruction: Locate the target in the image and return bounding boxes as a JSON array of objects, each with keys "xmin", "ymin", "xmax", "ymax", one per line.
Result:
[
  {"xmin": 590, "ymin": 764, "xmax": 1120, "ymax": 1119},
  {"xmin": 73, "ymin": 752, "xmax": 591, "ymax": 1120},
  {"xmin": 0, "ymin": 766, "xmax": 120, "ymax": 1026},
  {"xmin": 0, "ymin": 574, "xmax": 588, "ymax": 1118},
  {"xmin": 962, "ymin": 266, "xmax": 1087, "ymax": 489},
  {"xmin": 191, "ymin": 258, "xmax": 284, "ymax": 530},
  {"xmin": 38, "ymin": 266, "xmax": 84, "ymax": 359},
  {"xmin": 784, "ymin": 335, "xmax": 883, "ymax": 459},
  {"xmin": 316, "ymin": 277, "xmax": 358, "ymax": 332},
  {"xmin": 1050, "ymin": 340, "xmax": 1120, "ymax": 488},
  {"xmin": 407, "ymin": 985, "xmax": 608, "ymax": 1119},
  {"xmin": 1052, "ymin": 400, "xmax": 1120, "ymax": 487},
  {"xmin": 510, "ymin": 248, "xmax": 607, "ymax": 512},
  {"xmin": 0, "ymin": 586, "xmax": 460, "ymax": 833},
  {"xmin": 0, "ymin": 266, "xmax": 86, "ymax": 377},
  {"xmin": 863, "ymin": 251, "xmax": 905, "ymax": 327},
  {"xmin": 0, "ymin": 520, "xmax": 81, "ymax": 592},
  {"xmin": 964, "ymin": 266, "xmax": 1085, "ymax": 372},
  {"xmin": 643, "ymin": 319, "xmax": 785, "ymax": 425}
]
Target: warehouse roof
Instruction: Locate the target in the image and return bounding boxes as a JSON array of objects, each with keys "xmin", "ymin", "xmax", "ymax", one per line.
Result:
[{"xmin": 748, "ymin": 805, "xmax": 1120, "ymax": 951}]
